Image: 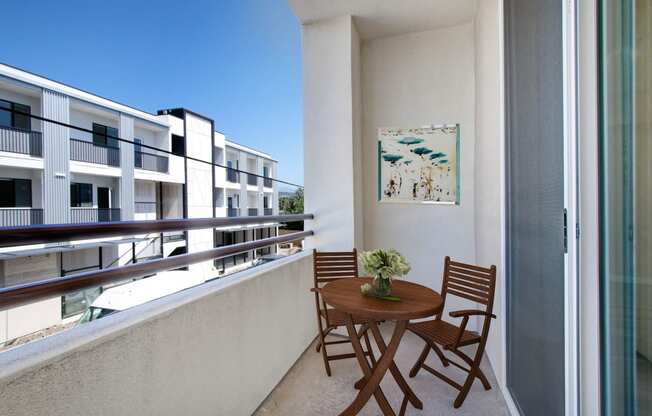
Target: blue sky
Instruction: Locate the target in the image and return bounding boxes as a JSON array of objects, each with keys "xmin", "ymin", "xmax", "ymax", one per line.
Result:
[{"xmin": 0, "ymin": 0, "xmax": 304, "ymax": 186}]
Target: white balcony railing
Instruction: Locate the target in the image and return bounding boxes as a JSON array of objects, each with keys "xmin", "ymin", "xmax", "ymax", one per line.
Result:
[
  {"xmin": 0, "ymin": 252, "xmax": 314, "ymax": 416},
  {"xmin": 0, "ymin": 126, "xmax": 42, "ymax": 157}
]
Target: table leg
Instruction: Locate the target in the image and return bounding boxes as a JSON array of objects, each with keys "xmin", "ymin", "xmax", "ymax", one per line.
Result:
[
  {"xmin": 368, "ymin": 321, "xmax": 423, "ymax": 410},
  {"xmin": 341, "ymin": 315, "xmax": 408, "ymax": 416}
]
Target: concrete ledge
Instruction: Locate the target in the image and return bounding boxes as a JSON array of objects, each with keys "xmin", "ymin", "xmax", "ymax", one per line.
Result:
[{"xmin": 0, "ymin": 251, "xmax": 315, "ymax": 416}]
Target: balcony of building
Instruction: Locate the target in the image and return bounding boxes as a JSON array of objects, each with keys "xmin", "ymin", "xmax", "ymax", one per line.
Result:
[
  {"xmin": 228, "ymin": 207, "xmax": 240, "ymax": 217},
  {"xmin": 225, "ymin": 150, "xmax": 240, "ymax": 187},
  {"xmin": 69, "ymin": 207, "xmax": 121, "ymax": 223},
  {"xmin": 247, "ymin": 173, "xmax": 258, "ymax": 187},
  {"xmin": 263, "ymin": 162, "xmax": 273, "ymax": 189},
  {"xmin": 134, "ymin": 150, "xmax": 168, "ymax": 173},
  {"xmin": 70, "ymin": 137, "xmax": 120, "ymax": 167},
  {"xmin": 245, "ymin": 157, "xmax": 258, "ymax": 191},
  {"xmin": 133, "ymin": 122, "xmax": 185, "ymax": 184},
  {"xmin": 0, "ymin": 84, "xmax": 44, "ymax": 170},
  {"xmin": 0, "ymin": 170, "xmax": 44, "ymax": 226},
  {"xmin": 0, "ymin": 126, "xmax": 42, "ymax": 158},
  {"xmin": 0, "ymin": 207, "xmax": 43, "ymax": 227},
  {"xmin": 69, "ymin": 174, "xmax": 120, "ymax": 223},
  {"xmin": 68, "ymin": 101, "xmax": 122, "ymax": 176}
]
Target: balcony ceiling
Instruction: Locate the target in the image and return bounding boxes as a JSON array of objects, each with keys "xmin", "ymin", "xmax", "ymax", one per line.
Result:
[{"xmin": 288, "ymin": 0, "xmax": 477, "ymax": 40}]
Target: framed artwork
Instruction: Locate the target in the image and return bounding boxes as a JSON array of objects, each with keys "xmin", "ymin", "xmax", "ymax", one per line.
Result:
[{"xmin": 377, "ymin": 124, "xmax": 460, "ymax": 204}]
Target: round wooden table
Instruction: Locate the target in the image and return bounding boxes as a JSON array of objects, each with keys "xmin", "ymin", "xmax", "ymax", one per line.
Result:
[{"xmin": 320, "ymin": 277, "xmax": 443, "ymax": 416}]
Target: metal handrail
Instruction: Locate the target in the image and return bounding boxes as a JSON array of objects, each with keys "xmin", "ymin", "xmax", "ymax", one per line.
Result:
[
  {"xmin": 134, "ymin": 150, "xmax": 169, "ymax": 173},
  {"xmin": 0, "ymin": 214, "xmax": 313, "ymax": 247},
  {"xmin": 0, "ymin": 125, "xmax": 43, "ymax": 157},
  {"xmin": 70, "ymin": 138, "xmax": 120, "ymax": 167},
  {"xmin": 247, "ymin": 173, "xmax": 258, "ymax": 186},
  {"xmin": 0, "ymin": 229, "xmax": 312, "ymax": 311},
  {"xmin": 70, "ymin": 208, "xmax": 122, "ymax": 223},
  {"xmin": 0, "ymin": 208, "xmax": 44, "ymax": 226}
]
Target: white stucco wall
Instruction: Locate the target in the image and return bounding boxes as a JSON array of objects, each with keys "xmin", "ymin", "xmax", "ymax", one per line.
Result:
[
  {"xmin": 473, "ymin": 0, "xmax": 504, "ymax": 385},
  {"xmin": 184, "ymin": 113, "xmax": 214, "ymax": 277},
  {"xmin": 0, "ymin": 253, "xmax": 316, "ymax": 416},
  {"xmin": 302, "ymin": 15, "xmax": 359, "ymax": 250},
  {"xmin": 360, "ymin": 23, "xmax": 477, "ymax": 316}
]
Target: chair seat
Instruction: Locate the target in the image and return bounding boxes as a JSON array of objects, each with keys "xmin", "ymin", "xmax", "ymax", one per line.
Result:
[
  {"xmin": 320, "ymin": 308, "xmax": 369, "ymax": 327},
  {"xmin": 408, "ymin": 319, "xmax": 480, "ymax": 348}
]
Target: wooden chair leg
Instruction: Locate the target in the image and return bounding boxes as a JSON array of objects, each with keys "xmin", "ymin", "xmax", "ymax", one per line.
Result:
[
  {"xmin": 409, "ymin": 343, "xmax": 430, "ymax": 377},
  {"xmin": 320, "ymin": 332, "xmax": 332, "ymax": 377},
  {"xmin": 362, "ymin": 329, "xmax": 376, "ymax": 367},
  {"xmin": 453, "ymin": 365, "xmax": 477, "ymax": 408},
  {"xmin": 452, "ymin": 343, "xmax": 489, "ymax": 408},
  {"xmin": 431, "ymin": 343, "xmax": 449, "ymax": 367},
  {"xmin": 450, "ymin": 348, "xmax": 491, "ymax": 390}
]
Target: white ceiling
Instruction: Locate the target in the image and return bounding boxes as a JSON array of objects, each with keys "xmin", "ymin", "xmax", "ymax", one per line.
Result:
[{"xmin": 288, "ymin": 0, "xmax": 478, "ymax": 40}]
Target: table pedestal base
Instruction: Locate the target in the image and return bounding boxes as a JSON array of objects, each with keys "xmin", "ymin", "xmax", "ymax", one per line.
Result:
[{"xmin": 341, "ymin": 317, "xmax": 422, "ymax": 416}]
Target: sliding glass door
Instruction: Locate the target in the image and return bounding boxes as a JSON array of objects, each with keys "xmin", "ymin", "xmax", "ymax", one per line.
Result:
[
  {"xmin": 504, "ymin": 0, "xmax": 566, "ymax": 414},
  {"xmin": 599, "ymin": 1, "xmax": 652, "ymax": 414}
]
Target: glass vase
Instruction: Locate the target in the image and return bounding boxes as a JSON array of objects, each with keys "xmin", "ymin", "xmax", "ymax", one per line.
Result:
[{"xmin": 372, "ymin": 274, "xmax": 392, "ymax": 297}]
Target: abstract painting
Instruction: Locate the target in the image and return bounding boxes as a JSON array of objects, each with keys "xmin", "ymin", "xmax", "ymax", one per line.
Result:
[{"xmin": 378, "ymin": 124, "xmax": 459, "ymax": 204}]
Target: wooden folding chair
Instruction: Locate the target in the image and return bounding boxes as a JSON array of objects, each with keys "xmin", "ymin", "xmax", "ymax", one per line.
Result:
[
  {"xmin": 407, "ymin": 256, "xmax": 497, "ymax": 408},
  {"xmin": 311, "ymin": 249, "xmax": 376, "ymax": 376}
]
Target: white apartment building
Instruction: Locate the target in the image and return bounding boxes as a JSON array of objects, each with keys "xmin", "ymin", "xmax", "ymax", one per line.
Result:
[{"xmin": 0, "ymin": 64, "xmax": 279, "ymax": 344}]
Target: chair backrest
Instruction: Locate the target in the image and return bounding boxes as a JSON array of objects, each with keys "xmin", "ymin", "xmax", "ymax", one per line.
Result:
[
  {"xmin": 312, "ymin": 249, "xmax": 359, "ymax": 289},
  {"xmin": 440, "ymin": 256, "xmax": 497, "ymax": 314}
]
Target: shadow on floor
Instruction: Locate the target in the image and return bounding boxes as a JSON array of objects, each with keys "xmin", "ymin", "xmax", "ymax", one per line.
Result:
[{"xmin": 254, "ymin": 322, "xmax": 509, "ymax": 416}]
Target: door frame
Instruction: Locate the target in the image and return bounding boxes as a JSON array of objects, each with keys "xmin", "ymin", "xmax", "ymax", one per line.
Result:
[
  {"xmin": 563, "ymin": 0, "xmax": 581, "ymax": 414},
  {"xmin": 500, "ymin": 0, "xmax": 581, "ymax": 414}
]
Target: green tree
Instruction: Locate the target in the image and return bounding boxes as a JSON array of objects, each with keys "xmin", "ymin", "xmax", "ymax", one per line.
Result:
[{"xmin": 280, "ymin": 188, "xmax": 304, "ymax": 214}]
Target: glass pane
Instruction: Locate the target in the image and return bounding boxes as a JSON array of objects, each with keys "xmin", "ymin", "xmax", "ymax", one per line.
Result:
[
  {"xmin": 106, "ymin": 127, "xmax": 119, "ymax": 148},
  {"xmin": 70, "ymin": 183, "xmax": 79, "ymax": 207},
  {"xmin": 0, "ymin": 100, "xmax": 12, "ymax": 128},
  {"xmin": 92, "ymin": 123, "xmax": 107, "ymax": 146},
  {"xmin": 600, "ymin": 0, "xmax": 652, "ymax": 414},
  {"xmin": 12, "ymin": 103, "xmax": 31, "ymax": 130},
  {"xmin": 81, "ymin": 184, "xmax": 93, "ymax": 207},
  {"xmin": 134, "ymin": 138, "xmax": 143, "ymax": 168},
  {"xmin": 13, "ymin": 179, "xmax": 31, "ymax": 207},
  {"xmin": 0, "ymin": 179, "xmax": 14, "ymax": 207}
]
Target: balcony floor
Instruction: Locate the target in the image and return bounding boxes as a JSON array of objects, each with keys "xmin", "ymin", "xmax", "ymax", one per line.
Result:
[{"xmin": 255, "ymin": 322, "xmax": 509, "ymax": 416}]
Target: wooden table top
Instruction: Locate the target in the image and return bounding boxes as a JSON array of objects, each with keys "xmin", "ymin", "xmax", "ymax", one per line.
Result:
[{"xmin": 320, "ymin": 277, "xmax": 443, "ymax": 321}]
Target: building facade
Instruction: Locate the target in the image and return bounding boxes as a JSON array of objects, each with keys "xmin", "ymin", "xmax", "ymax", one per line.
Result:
[{"xmin": 0, "ymin": 64, "xmax": 279, "ymax": 344}]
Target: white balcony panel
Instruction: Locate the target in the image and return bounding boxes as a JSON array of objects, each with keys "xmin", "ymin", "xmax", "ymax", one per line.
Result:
[
  {"xmin": 69, "ymin": 160, "xmax": 121, "ymax": 177},
  {"xmin": 0, "ymin": 151, "xmax": 43, "ymax": 170},
  {"xmin": 0, "ymin": 253, "xmax": 314, "ymax": 416}
]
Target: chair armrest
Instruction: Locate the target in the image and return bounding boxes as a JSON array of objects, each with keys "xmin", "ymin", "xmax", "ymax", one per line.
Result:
[
  {"xmin": 449, "ymin": 309, "xmax": 496, "ymax": 319},
  {"xmin": 447, "ymin": 309, "xmax": 496, "ymax": 351}
]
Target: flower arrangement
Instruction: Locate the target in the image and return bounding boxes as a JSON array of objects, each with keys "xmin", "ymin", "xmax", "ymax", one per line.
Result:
[{"xmin": 359, "ymin": 249, "xmax": 411, "ymax": 299}]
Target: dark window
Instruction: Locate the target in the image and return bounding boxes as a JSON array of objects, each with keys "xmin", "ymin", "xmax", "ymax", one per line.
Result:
[
  {"xmin": 0, "ymin": 99, "xmax": 31, "ymax": 130},
  {"xmin": 172, "ymin": 134, "xmax": 185, "ymax": 156},
  {"xmin": 92, "ymin": 123, "xmax": 119, "ymax": 148},
  {"xmin": 134, "ymin": 138, "xmax": 143, "ymax": 168},
  {"xmin": 264, "ymin": 196, "xmax": 269, "ymax": 208},
  {"xmin": 0, "ymin": 178, "xmax": 32, "ymax": 207},
  {"xmin": 14, "ymin": 179, "xmax": 31, "ymax": 207},
  {"xmin": 70, "ymin": 183, "xmax": 93, "ymax": 207},
  {"xmin": 0, "ymin": 101, "xmax": 9, "ymax": 127}
]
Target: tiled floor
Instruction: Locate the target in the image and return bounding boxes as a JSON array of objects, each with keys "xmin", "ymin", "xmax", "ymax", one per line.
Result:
[{"xmin": 255, "ymin": 323, "xmax": 509, "ymax": 416}]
